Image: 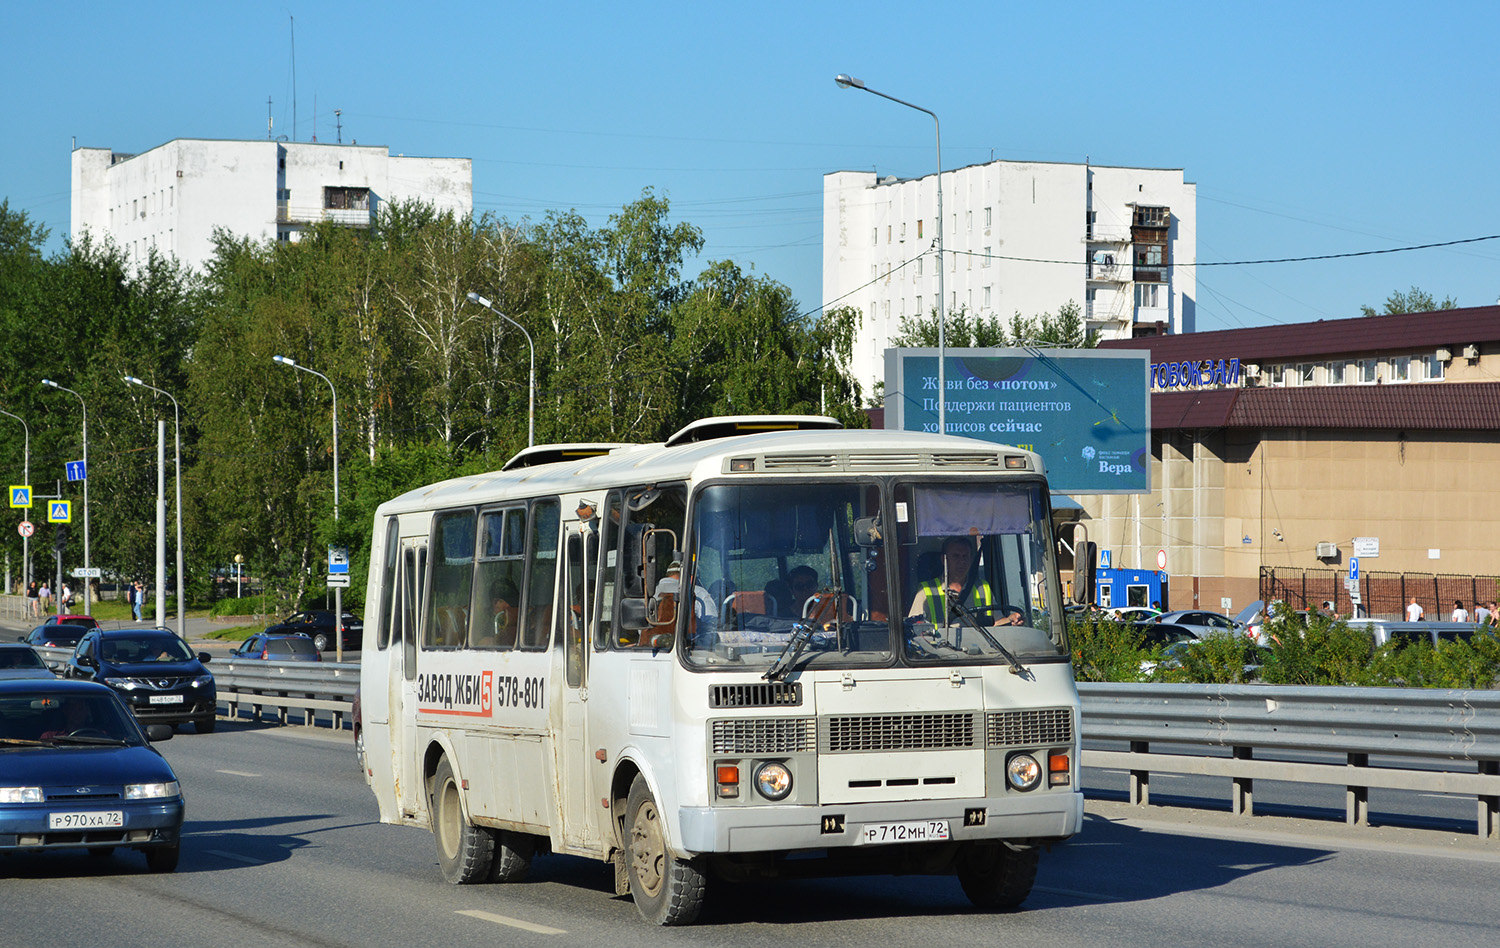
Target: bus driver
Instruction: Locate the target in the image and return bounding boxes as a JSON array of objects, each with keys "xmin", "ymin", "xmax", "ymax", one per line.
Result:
[{"xmin": 909, "ymin": 536, "xmax": 1023, "ymax": 627}]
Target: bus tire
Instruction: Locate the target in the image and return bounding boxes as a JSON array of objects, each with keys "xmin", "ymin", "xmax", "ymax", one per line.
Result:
[
  {"xmin": 431, "ymin": 757, "xmax": 494, "ymax": 884},
  {"xmin": 625, "ymin": 775, "xmax": 705, "ymax": 926},
  {"xmin": 955, "ymin": 842, "xmax": 1039, "ymax": 910},
  {"xmin": 487, "ymin": 829, "xmax": 534, "ymax": 883}
]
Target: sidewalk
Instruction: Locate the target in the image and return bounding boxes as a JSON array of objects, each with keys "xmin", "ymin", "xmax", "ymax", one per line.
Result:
[{"xmin": 0, "ymin": 602, "xmax": 256, "ymax": 651}]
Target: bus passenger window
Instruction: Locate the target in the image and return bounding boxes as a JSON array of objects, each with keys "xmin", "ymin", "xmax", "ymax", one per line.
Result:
[
  {"xmin": 425, "ymin": 509, "xmax": 476, "ymax": 649},
  {"xmin": 523, "ymin": 500, "xmax": 560, "ymax": 649},
  {"xmin": 472, "ymin": 507, "xmax": 526, "ymax": 649},
  {"xmin": 594, "ymin": 493, "xmax": 622, "ymax": 651}
]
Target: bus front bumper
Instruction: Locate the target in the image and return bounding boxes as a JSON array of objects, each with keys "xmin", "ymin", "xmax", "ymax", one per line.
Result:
[{"xmin": 678, "ymin": 789, "xmax": 1083, "ymax": 854}]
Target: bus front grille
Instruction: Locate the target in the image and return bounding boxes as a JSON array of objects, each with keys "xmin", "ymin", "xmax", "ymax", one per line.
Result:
[
  {"xmin": 710, "ymin": 682, "xmax": 803, "ymax": 709},
  {"xmin": 711, "ymin": 717, "xmax": 817, "ymax": 754},
  {"xmin": 823, "ymin": 712, "xmax": 980, "ymax": 753},
  {"xmin": 986, "ymin": 708, "xmax": 1074, "ymax": 747}
]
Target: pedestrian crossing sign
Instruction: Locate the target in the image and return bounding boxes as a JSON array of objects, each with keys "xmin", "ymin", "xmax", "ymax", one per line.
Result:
[
  {"xmin": 9, "ymin": 485, "xmax": 31, "ymax": 508},
  {"xmin": 48, "ymin": 500, "xmax": 71, "ymax": 523}
]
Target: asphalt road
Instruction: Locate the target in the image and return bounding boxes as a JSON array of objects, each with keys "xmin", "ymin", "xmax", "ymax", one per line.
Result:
[{"xmin": 5, "ymin": 722, "xmax": 1500, "ymax": 948}]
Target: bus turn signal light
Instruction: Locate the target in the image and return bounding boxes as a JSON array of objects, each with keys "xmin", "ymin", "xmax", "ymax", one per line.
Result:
[
  {"xmin": 1048, "ymin": 752, "xmax": 1070, "ymax": 786},
  {"xmin": 716, "ymin": 764, "xmax": 740, "ymax": 798}
]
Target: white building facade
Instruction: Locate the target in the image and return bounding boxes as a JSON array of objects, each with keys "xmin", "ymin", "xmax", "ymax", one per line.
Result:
[
  {"xmin": 72, "ymin": 139, "xmax": 472, "ymax": 271},
  {"xmin": 823, "ymin": 159, "xmax": 1197, "ymax": 391}
]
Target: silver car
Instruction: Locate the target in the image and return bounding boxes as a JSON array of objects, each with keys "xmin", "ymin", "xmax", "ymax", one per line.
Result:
[
  {"xmin": 1152, "ymin": 610, "xmax": 1246, "ymax": 637},
  {"xmin": 0, "ymin": 643, "xmax": 58, "ymax": 680}
]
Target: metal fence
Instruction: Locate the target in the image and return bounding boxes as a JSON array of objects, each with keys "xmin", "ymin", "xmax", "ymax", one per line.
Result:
[
  {"xmin": 1261, "ymin": 567, "xmax": 1500, "ymax": 620},
  {"xmin": 1080, "ymin": 682, "xmax": 1500, "ymax": 839}
]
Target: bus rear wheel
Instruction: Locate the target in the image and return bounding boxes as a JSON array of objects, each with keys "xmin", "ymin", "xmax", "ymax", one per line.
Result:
[
  {"xmin": 625, "ymin": 776, "xmax": 705, "ymax": 925},
  {"xmin": 955, "ymin": 842, "xmax": 1039, "ymax": 910},
  {"xmin": 431, "ymin": 757, "xmax": 493, "ymax": 884},
  {"xmin": 487, "ymin": 829, "xmax": 534, "ymax": 883}
]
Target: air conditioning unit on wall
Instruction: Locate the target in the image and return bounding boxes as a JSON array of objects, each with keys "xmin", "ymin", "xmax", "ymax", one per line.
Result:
[
  {"xmin": 1316, "ymin": 542, "xmax": 1338, "ymax": 559},
  {"xmin": 1243, "ymin": 364, "xmax": 1261, "ymax": 379}
]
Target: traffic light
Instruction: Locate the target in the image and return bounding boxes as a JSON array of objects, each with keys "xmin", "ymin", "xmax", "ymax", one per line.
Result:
[
  {"xmin": 53, "ymin": 524, "xmax": 69, "ymax": 554},
  {"xmin": 1073, "ymin": 540, "xmax": 1097, "ymax": 605}
]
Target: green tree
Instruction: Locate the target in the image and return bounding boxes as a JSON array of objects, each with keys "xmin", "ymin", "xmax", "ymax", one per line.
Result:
[
  {"xmin": 890, "ymin": 300, "xmax": 1094, "ymax": 349},
  {"xmin": 1360, "ymin": 286, "xmax": 1459, "ymax": 317}
]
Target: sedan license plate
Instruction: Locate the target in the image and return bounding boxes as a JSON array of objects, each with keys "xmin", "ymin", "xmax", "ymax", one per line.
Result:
[
  {"xmin": 149, "ymin": 694, "xmax": 184, "ymax": 705},
  {"xmin": 49, "ymin": 810, "xmax": 124, "ymax": 830},
  {"xmin": 857, "ymin": 820, "xmax": 950, "ymax": 845}
]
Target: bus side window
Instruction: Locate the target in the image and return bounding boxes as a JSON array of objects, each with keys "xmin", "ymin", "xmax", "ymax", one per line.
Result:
[
  {"xmin": 617, "ymin": 484, "xmax": 687, "ymax": 649},
  {"xmin": 523, "ymin": 499, "xmax": 560, "ymax": 650},
  {"xmin": 594, "ymin": 492, "xmax": 622, "ymax": 651},
  {"xmin": 376, "ymin": 517, "xmax": 399, "ymax": 651},
  {"xmin": 472, "ymin": 507, "xmax": 526, "ymax": 649},
  {"xmin": 565, "ymin": 530, "xmax": 595, "ymax": 687},
  {"xmin": 425, "ymin": 509, "xmax": 477, "ymax": 649}
]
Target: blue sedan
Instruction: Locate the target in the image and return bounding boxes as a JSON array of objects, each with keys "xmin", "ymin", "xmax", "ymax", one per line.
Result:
[{"xmin": 0, "ymin": 679, "xmax": 184, "ymax": 871}]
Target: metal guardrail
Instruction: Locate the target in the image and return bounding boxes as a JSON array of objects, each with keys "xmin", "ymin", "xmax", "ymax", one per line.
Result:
[
  {"xmin": 1079, "ymin": 682, "xmax": 1500, "ymax": 839},
  {"xmin": 24, "ymin": 645, "xmax": 1500, "ymax": 839}
]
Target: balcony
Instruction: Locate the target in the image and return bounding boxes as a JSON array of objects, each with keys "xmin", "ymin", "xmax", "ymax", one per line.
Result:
[{"xmin": 276, "ymin": 202, "xmax": 373, "ymax": 227}]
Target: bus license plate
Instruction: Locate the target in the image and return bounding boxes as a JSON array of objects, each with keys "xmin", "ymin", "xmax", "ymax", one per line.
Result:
[
  {"xmin": 858, "ymin": 820, "xmax": 950, "ymax": 845},
  {"xmin": 149, "ymin": 694, "xmax": 184, "ymax": 704},
  {"xmin": 49, "ymin": 810, "xmax": 124, "ymax": 830}
]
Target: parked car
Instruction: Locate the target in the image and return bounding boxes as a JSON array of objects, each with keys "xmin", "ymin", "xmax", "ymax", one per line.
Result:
[
  {"xmin": 1111, "ymin": 606, "xmax": 1163, "ymax": 622},
  {"xmin": 64, "ymin": 629, "xmax": 217, "ymax": 734},
  {"xmin": 23, "ymin": 624, "xmax": 92, "ymax": 650},
  {"xmin": 231, "ymin": 633, "xmax": 322, "ymax": 662},
  {"xmin": 0, "ymin": 678, "xmax": 183, "ymax": 870},
  {"xmin": 1152, "ymin": 610, "xmax": 1245, "ymax": 636},
  {"xmin": 0, "ymin": 644, "xmax": 56, "ymax": 680},
  {"xmin": 44, "ymin": 614, "xmax": 101, "ymax": 630},
  {"xmin": 1344, "ymin": 619, "xmax": 1480, "ymax": 649},
  {"xmin": 264, "ymin": 610, "xmax": 362, "ymax": 653}
]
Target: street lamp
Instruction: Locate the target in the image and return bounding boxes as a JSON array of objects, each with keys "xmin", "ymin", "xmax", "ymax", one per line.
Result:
[
  {"xmin": 40, "ymin": 380, "xmax": 90, "ymax": 615},
  {"xmin": 0, "ymin": 408, "xmax": 30, "ymax": 591},
  {"xmin": 835, "ymin": 73, "xmax": 947, "ymax": 435},
  {"xmin": 465, "ymin": 292, "xmax": 535, "ymax": 446},
  {"xmin": 123, "ymin": 375, "xmax": 185, "ymax": 639},
  {"xmin": 273, "ymin": 355, "xmax": 346, "ymax": 661}
]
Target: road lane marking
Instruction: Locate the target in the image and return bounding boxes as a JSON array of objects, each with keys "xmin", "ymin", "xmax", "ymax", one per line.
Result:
[
  {"xmin": 216, "ymin": 769, "xmax": 262, "ymax": 777},
  {"xmin": 206, "ymin": 849, "xmax": 266, "ymax": 865},
  {"xmin": 457, "ymin": 909, "xmax": 566, "ymax": 935}
]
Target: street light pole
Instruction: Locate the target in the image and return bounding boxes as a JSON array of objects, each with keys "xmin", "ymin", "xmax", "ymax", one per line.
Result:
[
  {"xmin": 0, "ymin": 408, "xmax": 30, "ymax": 590},
  {"xmin": 465, "ymin": 292, "xmax": 535, "ymax": 447},
  {"xmin": 40, "ymin": 381, "xmax": 90, "ymax": 615},
  {"xmin": 835, "ymin": 74, "xmax": 946, "ymax": 436},
  {"xmin": 123, "ymin": 376, "xmax": 185, "ymax": 639},
  {"xmin": 273, "ymin": 356, "xmax": 345, "ymax": 661}
]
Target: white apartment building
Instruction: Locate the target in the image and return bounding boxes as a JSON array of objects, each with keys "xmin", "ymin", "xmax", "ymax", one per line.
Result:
[
  {"xmin": 823, "ymin": 159, "xmax": 1197, "ymax": 391},
  {"xmin": 72, "ymin": 138, "xmax": 472, "ymax": 271}
]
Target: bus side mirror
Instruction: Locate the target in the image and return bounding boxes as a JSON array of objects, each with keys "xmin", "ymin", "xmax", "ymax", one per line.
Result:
[
  {"xmin": 1073, "ymin": 540, "xmax": 1097, "ymax": 605},
  {"xmin": 619, "ymin": 597, "xmax": 651, "ymax": 631}
]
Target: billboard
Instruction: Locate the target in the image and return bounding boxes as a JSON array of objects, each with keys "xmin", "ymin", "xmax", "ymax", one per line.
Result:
[{"xmin": 884, "ymin": 348, "xmax": 1151, "ymax": 494}]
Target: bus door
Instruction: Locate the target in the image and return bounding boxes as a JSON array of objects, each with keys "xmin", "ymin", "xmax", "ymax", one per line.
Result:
[
  {"xmin": 393, "ymin": 539, "xmax": 426, "ymax": 819},
  {"xmin": 555, "ymin": 524, "xmax": 601, "ymax": 852}
]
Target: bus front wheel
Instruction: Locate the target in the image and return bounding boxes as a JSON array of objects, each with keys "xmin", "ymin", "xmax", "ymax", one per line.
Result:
[
  {"xmin": 955, "ymin": 842, "xmax": 1039, "ymax": 910},
  {"xmin": 431, "ymin": 757, "xmax": 494, "ymax": 884},
  {"xmin": 625, "ymin": 776, "xmax": 705, "ymax": 925}
]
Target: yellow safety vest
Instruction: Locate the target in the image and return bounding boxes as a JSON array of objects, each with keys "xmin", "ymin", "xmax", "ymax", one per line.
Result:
[{"xmin": 921, "ymin": 578, "xmax": 994, "ymax": 625}]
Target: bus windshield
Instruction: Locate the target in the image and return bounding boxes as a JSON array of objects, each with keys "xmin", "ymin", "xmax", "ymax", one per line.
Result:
[{"xmin": 683, "ymin": 479, "xmax": 1067, "ymax": 671}]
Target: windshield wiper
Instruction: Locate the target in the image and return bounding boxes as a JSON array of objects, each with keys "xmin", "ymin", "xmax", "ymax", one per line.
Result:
[
  {"xmin": 948, "ymin": 600, "xmax": 1030, "ymax": 677},
  {"xmin": 48, "ymin": 735, "xmax": 130, "ymax": 746},
  {"xmin": 763, "ymin": 621, "xmax": 816, "ymax": 682}
]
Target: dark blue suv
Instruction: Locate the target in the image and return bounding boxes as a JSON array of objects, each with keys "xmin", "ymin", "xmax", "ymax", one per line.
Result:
[{"xmin": 65, "ymin": 629, "xmax": 217, "ymax": 733}]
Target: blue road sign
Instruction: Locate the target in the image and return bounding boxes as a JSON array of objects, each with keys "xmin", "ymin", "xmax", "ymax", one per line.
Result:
[
  {"xmin": 1349, "ymin": 558, "xmax": 1359, "ymax": 582},
  {"xmin": 48, "ymin": 500, "xmax": 72, "ymax": 523},
  {"xmin": 66, "ymin": 460, "xmax": 86, "ymax": 482},
  {"xmin": 1099, "ymin": 550, "xmax": 1112, "ymax": 569},
  {"xmin": 9, "ymin": 485, "xmax": 31, "ymax": 508}
]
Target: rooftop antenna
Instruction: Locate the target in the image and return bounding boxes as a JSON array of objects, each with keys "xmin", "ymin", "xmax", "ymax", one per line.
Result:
[
  {"xmin": 334, "ymin": 109, "xmax": 343, "ymax": 144},
  {"xmin": 290, "ymin": 15, "xmax": 297, "ymax": 142},
  {"xmin": 312, "ymin": 92, "xmax": 318, "ymax": 143},
  {"xmin": 267, "ymin": 96, "xmax": 273, "ymax": 140}
]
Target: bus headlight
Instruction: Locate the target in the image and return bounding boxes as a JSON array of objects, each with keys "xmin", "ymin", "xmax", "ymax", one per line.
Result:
[
  {"xmin": 754, "ymin": 762, "xmax": 793, "ymax": 801},
  {"xmin": 1005, "ymin": 753, "xmax": 1042, "ymax": 791}
]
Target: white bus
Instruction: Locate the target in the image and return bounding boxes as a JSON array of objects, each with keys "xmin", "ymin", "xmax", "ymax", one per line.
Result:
[{"xmin": 360, "ymin": 415, "xmax": 1083, "ymax": 925}]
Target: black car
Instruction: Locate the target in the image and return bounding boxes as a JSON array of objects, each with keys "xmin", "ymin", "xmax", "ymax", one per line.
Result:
[
  {"xmin": 65, "ymin": 629, "xmax": 217, "ymax": 733},
  {"xmin": 24, "ymin": 624, "xmax": 92, "ymax": 650},
  {"xmin": 231, "ymin": 633, "xmax": 322, "ymax": 662},
  {"xmin": 263, "ymin": 610, "xmax": 362, "ymax": 653}
]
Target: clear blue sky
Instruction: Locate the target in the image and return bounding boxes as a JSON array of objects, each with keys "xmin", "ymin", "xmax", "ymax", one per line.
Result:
[{"xmin": 6, "ymin": 1, "xmax": 1497, "ymax": 332}]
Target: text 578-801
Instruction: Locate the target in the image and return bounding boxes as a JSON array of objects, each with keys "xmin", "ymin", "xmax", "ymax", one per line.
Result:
[{"xmin": 496, "ymin": 675, "xmax": 544, "ymax": 709}]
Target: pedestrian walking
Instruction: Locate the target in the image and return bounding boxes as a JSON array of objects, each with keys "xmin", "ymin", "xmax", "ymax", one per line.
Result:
[
  {"xmin": 131, "ymin": 581, "xmax": 144, "ymax": 622},
  {"xmin": 25, "ymin": 580, "xmax": 39, "ymax": 617},
  {"xmin": 1405, "ymin": 596, "xmax": 1424, "ymax": 622},
  {"xmin": 60, "ymin": 581, "xmax": 73, "ymax": 611},
  {"xmin": 38, "ymin": 582, "xmax": 51, "ymax": 614},
  {"xmin": 1451, "ymin": 600, "xmax": 1469, "ymax": 623}
]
